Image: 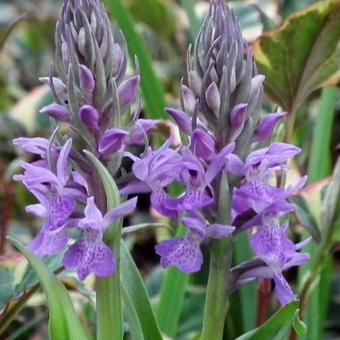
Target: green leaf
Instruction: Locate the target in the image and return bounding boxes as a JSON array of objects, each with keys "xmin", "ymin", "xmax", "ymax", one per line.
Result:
[
  {"xmin": 253, "ymin": 0, "xmax": 340, "ymax": 113},
  {"xmin": 120, "ymin": 241, "xmax": 163, "ymax": 340},
  {"xmin": 121, "ymin": 284, "xmax": 145, "ymax": 340},
  {"xmin": 106, "ymin": 0, "xmax": 167, "ymax": 119},
  {"xmin": 157, "ymin": 227, "xmax": 189, "ymax": 337},
  {"xmin": 236, "ymin": 301, "xmax": 299, "ymax": 340},
  {"xmin": 7, "ymin": 237, "xmax": 87, "ymax": 340},
  {"xmin": 293, "ymin": 310, "xmax": 307, "ymax": 336}
]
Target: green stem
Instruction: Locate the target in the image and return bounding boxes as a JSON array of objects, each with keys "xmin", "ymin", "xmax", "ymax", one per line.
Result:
[
  {"xmin": 96, "ymin": 227, "xmax": 123, "ymax": 340},
  {"xmin": 201, "ymin": 238, "xmax": 233, "ymax": 339},
  {"xmin": 201, "ymin": 172, "xmax": 233, "ymax": 340}
]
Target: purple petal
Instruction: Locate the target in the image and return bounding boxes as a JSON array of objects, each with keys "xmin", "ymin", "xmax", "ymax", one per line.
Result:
[
  {"xmin": 49, "ymin": 195, "xmax": 76, "ymax": 229},
  {"xmin": 79, "ymin": 64, "xmax": 95, "ymax": 93},
  {"xmin": 181, "ymin": 85, "xmax": 196, "ymax": 112},
  {"xmin": 26, "ymin": 203, "xmax": 47, "ymax": 218},
  {"xmin": 127, "ymin": 119, "xmax": 160, "ymax": 145},
  {"xmin": 252, "ymin": 112, "xmax": 286, "ymax": 143},
  {"xmin": 79, "ymin": 197, "xmax": 103, "ymax": 230},
  {"xmin": 40, "ymin": 103, "xmax": 69, "ymax": 122},
  {"xmin": 63, "ymin": 238, "xmax": 116, "ymax": 280},
  {"xmin": 191, "ymin": 129, "xmax": 215, "ymax": 161},
  {"xmin": 98, "ymin": 128, "xmax": 128, "ymax": 156},
  {"xmin": 273, "ymin": 273, "xmax": 297, "ymax": 306},
  {"xmin": 29, "ymin": 228, "xmax": 68, "ymax": 257},
  {"xmin": 180, "ymin": 189, "xmax": 214, "ymax": 211},
  {"xmin": 181, "ymin": 215, "xmax": 206, "ymax": 238},
  {"xmin": 205, "ymin": 142, "xmax": 235, "ymax": 183},
  {"xmin": 225, "ymin": 154, "xmax": 245, "ymax": 176},
  {"xmin": 79, "ymin": 105, "xmax": 100, "ymax": 132},
  {"xmin": 150, "ymin": 189, "xmax": 179, "ymax": 218},
  {"xmin": 229, "ymin": 103, "xmax": 248, "ymax": 140},
  {"xmin": 155, "ymin": 237, "xmax": 203, "ymax": 273},
  {"xmin": 57, "ymin": 139, "xmax": 72, "ymax": 186},
  {"xmin": 205, "ymin": 82, "xmax": 220, "ymax": 115},
  {"xmin": 103, "ymin": 197, "xmax": 137, "ymax": 228},
  {"xmin": 118, "ymin": 75, "xmax": 140, "ymax": 112},
  {"xmin": 165, "ymin": 108, "xmax": 192, "ymax": 135},
  {"xmin": 205, "ymin": 224, "xmax": 235, "ymax": 239},
  {"xmin": 13, "ymin": 137, "xmax": 50, "ymax": 157},
  {"xmin": 119, "ymin": 180, "xmax": 151, "ymax": 196}
]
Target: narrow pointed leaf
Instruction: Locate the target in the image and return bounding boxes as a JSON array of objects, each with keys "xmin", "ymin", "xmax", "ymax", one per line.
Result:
[
  {"xmin": 236, "ymin": 301, "xmax": 299, "ymax": 340},
  {"xmin": 8, "ymin": 237, "xmax": 87, "ymax": 340}
]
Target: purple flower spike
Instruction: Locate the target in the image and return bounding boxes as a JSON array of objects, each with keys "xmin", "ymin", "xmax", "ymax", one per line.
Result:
[
  {"xmin": 118, "ymin": 75, "xmax": 140, "ymax": 112},
  {"xmin": 165, "ymin": 108, "xmax": 192, "ymax": 135},
  {"xmin": 79, "ymin": 64, "xmax": 95, "ymax": 94},
  {"xmin": 40, "ymin": 103, "xmax": 69, "ymax": 122},
  {"xmin": 98, "ymin": 128, "xmax": 128, "ymax": 156},
  {"xmin": 79, "ymin": 105, "xmax": 100, "ymax": 133},
  {"xmin": 252, "ymin": 112, "xmax": 286, "ymax": 143},
  {"xmin": 191, "ymin": 129, "xmax": 216, "ymax": 161},
  {"xmin": 205, "ymin": 82, "xmax": 221, "ymax": 116}
]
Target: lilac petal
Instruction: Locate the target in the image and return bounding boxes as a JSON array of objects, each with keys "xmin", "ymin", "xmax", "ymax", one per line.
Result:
[
  {"xmin": 266, "ymin": 143, "xmax": 301, "ymax": 164},
  {"xmin": 26, "ymin": 203, "xmax": 47, "ymax": 218},
  {"xmin": 284, "ymin": 252, "xmax": 310, "ymax": 270},
  {"xmin": 103, "ymin": 197, "xmax": 137, "ymax": 228},
  {"xmin": 273, "ymin": 273, "xmax": 297, "ymax": 306},
  {"xmin": 72, "ymin": 171, "xmax": 89, "ymax": 193},
  {"xmin": 180, "ymin": 189, "xmax": 214, "ymax": 211},
  {"xmin": 118, "ymin": 75, "xmax": 140, "ymax": 112},
  {"xmin": 181, "ymin": 215, "xmax": 206, "ymax": 238},
  {"xmin": 127, "ymin": 119, "xmax": 160, "ymax": 145},
  {"xmin": 150, "ymin": 189, "xmax": 179, "ymax": 218},
  {"xmin": 79, "ymin": 105, "xmax": 100, "ymax": 132},
  {"xmin": 63, "ymin": 239, "xmax": 116, "ymax": 280},
  {"xmin": 13, "ymin": 137, "xmax": 50, "ymax": 157},
  {"xmin": 295, "ymin": 236, "xmax": 312, "ymax": 250},
  {"xmin": 225, "ymin": 154, "xmax": 245, "ymax": 176},
  {"xmin": 191, "ymin": 129, "xmax": 215, "ymax": 161},
  {"xmin": 205, "ymin": 224, "xmax": 235, "ymax": 239},
  {"xmin": 79, "ymin": 197, "xmax": 103, "ymax": 230},
  {"xmin": 165, "ymin": 108, "xmax": 192, "ymax": 135},
  {"xmin": 251, "ymin": 227, "xmax": 284, "ymax": 273},
  {"xmin": 40, "ymin": 103, "xmax": 69, "ymax": 122},
  {"xmin": 79, "ymin": 64, "xmax": 95, "ymax": 93},
  {"xmin": 205, "ymin": 82, "xmax": 221, "ymax": 115},
  {"xmin": 252, "ymin": 112, "xmax": 286, "ymax": 143},
  {"xmin": 181, "ymin": 85, "xmax": 196, "ymax": 113},
  {"xmin": 57, "ymin": 138, "xmax": 72, "ymax": 186},
  {"xmin": 119, "ymin": 180, "xmax": 151, "ymax": 196},
  {"xmin": 205, "ymin": 142, "xmax": 235, "ymax": 183},
  {"xmin": 229, "ymin": 103, "xmax": 248, "ymax": 140},
  {"xmin": 155, "ymin": 237, "xmax": 203, "ymax": 273},
  {"xmin": 49, "ymin": 195, "xmax": 76, "ymax": 229},
  {"xmin": 39, "ymin": 77, "xmax": 67, "ymax": 98},
  {"xmin": 29, "ymin": 228, "xmax": 68, "ymax": 257},
  {"xmin": 98, "ymin": 128, "xmax": 128, "ymax": 156}
]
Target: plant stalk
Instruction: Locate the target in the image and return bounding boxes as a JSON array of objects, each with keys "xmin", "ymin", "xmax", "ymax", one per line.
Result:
[{"xmin": 201, "ymin": 172, "xmax": 233, "ymax": 340}]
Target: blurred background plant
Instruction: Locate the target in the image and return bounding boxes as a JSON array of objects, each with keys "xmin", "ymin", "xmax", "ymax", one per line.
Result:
[{"xmin": 0, "ymin": 0, "xmax": 339, "ymax": 339}]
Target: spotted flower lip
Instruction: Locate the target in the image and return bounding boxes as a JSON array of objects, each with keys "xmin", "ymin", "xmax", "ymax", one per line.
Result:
[
  {"xmin": 155, "ymin": 213, "xmax": 235, "ymax": 273},
  {"xmin": 63, "ymin": 196, "xmax": 137, "ymax": 280}
]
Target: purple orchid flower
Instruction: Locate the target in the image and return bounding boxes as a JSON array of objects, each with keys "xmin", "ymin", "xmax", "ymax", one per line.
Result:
[
  {"xmin": 156, "ymin": 213, "xmax": 234, "ymax": 273},
  {"xmin": 120, "ymin": 139, "xmax": 182, "ymax": 217},
  {"xmin": 63, "ymin": 196, "xmax": 137, "ymax": 280}
]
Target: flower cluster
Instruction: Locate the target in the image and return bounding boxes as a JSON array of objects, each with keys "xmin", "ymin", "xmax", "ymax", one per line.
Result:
[
  {"xmin": 119, "ymin": 0, "xmax": 309, "ymax": 305},
  {"xmin": 13, "ymin": 0, "xmax": 309, "ymax": 306},
  {"xmin": 12, "ymin": 0, "xmax": 149, "ymax": 280}
]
